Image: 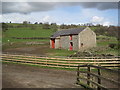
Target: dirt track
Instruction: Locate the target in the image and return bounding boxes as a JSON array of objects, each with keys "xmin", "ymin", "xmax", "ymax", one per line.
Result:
[{"xmin": 2, "ymin": 63, "xmax": 82, "ymax": 88}]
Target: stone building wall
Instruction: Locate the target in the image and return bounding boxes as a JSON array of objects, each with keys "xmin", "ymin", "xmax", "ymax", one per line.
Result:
[{"xmin": 78, "ymin": 27, "xmax": 96, "ymax": 50}]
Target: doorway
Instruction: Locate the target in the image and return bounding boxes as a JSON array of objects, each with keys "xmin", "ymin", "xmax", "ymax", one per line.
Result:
[
  {"xmin": 51, "ymin": 39, "xmax": 55, "ymax": 48},
  {"xmin": 69, "ymin": 42, "xmax": 73, "ymax": 50}
]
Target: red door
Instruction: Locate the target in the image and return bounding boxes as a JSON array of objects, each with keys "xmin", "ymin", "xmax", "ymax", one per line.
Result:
[
  {"xmin": 51, "ymin": 39, "xmax": 55, "ymax": 48},
  {"xmin": 70, "ymin": 35, "xmax": 72, "ymax": 40},
  {"xmin": 69, "ymin": 42, "xmax": 73, "ymax": 50}
]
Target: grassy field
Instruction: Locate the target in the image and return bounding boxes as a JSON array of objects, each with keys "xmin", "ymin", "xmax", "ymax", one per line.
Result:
[
  {"xmin": 93, "ymin": 35, "xmax": 119, "ymax": 56},
  {"xmin": 3, "ymin": 24, "xmax": 54, "ymax": 43},
  {"xmin": 2, "ymin": 23, "xmax": 119, "ymax": 56}
]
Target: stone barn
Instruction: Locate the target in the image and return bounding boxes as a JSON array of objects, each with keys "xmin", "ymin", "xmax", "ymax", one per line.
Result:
[{"xmin": 50, "ymin": 27, "xmax": 96, "ymax": 51}]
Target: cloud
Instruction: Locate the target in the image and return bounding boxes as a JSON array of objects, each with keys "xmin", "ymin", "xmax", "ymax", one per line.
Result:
[
  {"xmin": 103, "ymin": 21, "xmax": 112, "ymax": 26},
  {"xmin": 91, "ymin": 16, "xmax": 104, "ymax": 23},
  {"xmin": 2, "ymin": 13, "xmax": 34, "ymax": 23},
  {"xmin": 79, "ymin": 2, "xmax": 118, "ymax": 10},
  {"xmin": 0, "ymin": 15, "xmax": 2, "ymax": 22},
  {"xmin": 2, "ymin": 2, "xmax": 118, "ymax": 14},
  {"xmin": 91, "ymin": 16, "xmax": 112, "ymax": 26},
  {"xmin": 2, "ymin": 2, "xmax": 58, "ymax": 14},
  {"xmin": 42, "ymin": 15, "xmax": 51, "ymax": 22}
]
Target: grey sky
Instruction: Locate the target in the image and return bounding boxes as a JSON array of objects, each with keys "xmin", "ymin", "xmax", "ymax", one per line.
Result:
[{"xmin": 2, "ymin": 2, "xmax": 118, "ymax": 14}]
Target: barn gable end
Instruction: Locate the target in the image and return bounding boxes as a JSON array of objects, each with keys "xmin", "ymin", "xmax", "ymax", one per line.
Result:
[{"xmin": 78, "ymin": 27, "xmax": 96, "ymax": 50}]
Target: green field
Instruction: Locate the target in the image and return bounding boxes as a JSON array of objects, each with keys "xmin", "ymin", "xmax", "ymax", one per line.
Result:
[
  {"xmin": 2, "ymin": 23, "xmax": 119, "ymax": 56},
  {"xmin": 3, "ymin": 25, "xmax": 54, "ymax": 43}
]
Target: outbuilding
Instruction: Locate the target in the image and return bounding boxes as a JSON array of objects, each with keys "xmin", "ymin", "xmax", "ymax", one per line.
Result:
[{"xmin": 50, "ymin": 27, "xmax": 96, "ymax": 51}]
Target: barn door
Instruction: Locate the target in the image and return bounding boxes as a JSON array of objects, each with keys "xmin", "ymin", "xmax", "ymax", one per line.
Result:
[
  {"xmin": 51, "ymin": 39, "xmax": 55, "ymax": 48},
  {"xmin": 69, "ymin": 42, "xmax": 73, "ymax": 50}
]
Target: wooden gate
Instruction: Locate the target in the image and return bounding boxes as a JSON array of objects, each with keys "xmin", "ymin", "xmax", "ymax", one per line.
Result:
[{"xmin": 76, "ymin": 64, "xmax": 120, "ymax": 89}]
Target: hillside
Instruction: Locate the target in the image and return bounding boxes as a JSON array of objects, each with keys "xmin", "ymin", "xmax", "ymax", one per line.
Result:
[
  {"xmin": 2, "ymin": 23, "xmax": 119, "ymax": 57},
  {"xmin": 2, "ymin": 23, "xmax": 55, "ymax": 43}
]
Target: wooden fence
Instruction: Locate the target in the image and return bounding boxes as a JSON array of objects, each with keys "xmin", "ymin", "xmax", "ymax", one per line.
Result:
[
  {"xmin": 76, "ymin": 64, "xmax": 120, "ymax": 89},
  {"xmin": 1, "ymin": 54, "xmax": 120, "ymax": 69}
]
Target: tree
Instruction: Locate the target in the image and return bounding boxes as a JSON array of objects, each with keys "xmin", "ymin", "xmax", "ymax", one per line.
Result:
[
  {"xmin": 60, "ymin": 24, "xmax": 68, "ymax": 29},
  {"xmin": 106, "ymin": 26, "xmax": 118, "ymax": 38},
  {"xmin": 23, "ymin": 21, "xmax": 29, "ymax": 27},
  {"xmin": 2, "ymin": 23, "xmax": 8, "ymax": 32},
  {"xmin": 28, "ymin": 22, "xmax": 31, "ymax": 24},
  {"xmin": 51, "ymin": 23, "xmax": 57, "ymax": 32},
  {"xmin": 23, "ymin": 21, "xmax": 28, "ymax": 24},
  {"xmin": 42, "ymin": 22, "xmax": 50, "ymax": 29},
  {"xmin": 39, "ymin": 22, "xmax": 43, "ymax": 24},
  {"xmin": 94, "ymin": 26, "xmax": 107, "ymax": 35},
  {"xmin": 34, "ymin": 22, "xmax": 38, "ymax": 24}
]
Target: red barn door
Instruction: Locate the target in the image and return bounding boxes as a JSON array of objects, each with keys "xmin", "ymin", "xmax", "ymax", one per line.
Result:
[
  {"xmin": 51, "ymin": 39, "xmax": 55, "ymax": 48},
  {"xmin": 69, "ymin": 42, "xmax": 73, "ymax": 50}
]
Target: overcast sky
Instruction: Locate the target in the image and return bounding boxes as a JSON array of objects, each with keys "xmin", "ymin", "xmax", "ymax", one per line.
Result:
[{"xmin": 1, "ymin": 1, "xmax": 118, "ymax": 26}]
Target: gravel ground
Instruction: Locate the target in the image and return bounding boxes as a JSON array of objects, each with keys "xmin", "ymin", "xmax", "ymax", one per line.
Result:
[{"xmin": 2, "ymin": 63, "xmax": 82, "ymax": 88}]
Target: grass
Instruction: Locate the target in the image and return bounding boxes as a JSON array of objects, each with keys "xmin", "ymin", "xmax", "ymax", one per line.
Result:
[
  {"xmin": 90, "ymin": 26, "xmax": 100, "ymax": 31},
  {"xmin": 96, "ymin": 35, "xmax": 118, "ymax": 46},
  {"xmin": 47, "ymin": 48, "xmax": 76, "ymax": 56},
  {"xmin": 96, "ymin": 48, "xmax": 119, "ymax": 56},
  {"xmin": 2, "ymin": 26, "xmax": 54, "ymax": 43},
  {"xmin": 6, "ymin": 28, "xmax": 53, "ymax": 37},
  {"xmin": 2, "ymin": 61, "xmax": 77, "ymax": 71},
  {"xmin": 94, "ymin": 35, "xmax": 119, "ymax": 56}
]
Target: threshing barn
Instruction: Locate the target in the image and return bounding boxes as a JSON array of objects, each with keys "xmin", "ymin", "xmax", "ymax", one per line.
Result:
[{"xmin": 50, "ymin": 27, "xmax": 96, "ymax": 51}]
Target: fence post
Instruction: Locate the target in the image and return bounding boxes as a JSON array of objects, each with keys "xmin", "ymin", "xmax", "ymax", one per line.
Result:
[
  {"xmin": 97, "ymin": 65, "xmax": 101, "ymax": 90},
  {"xmin": 87, "ymin": 64, "xmax": 91, "ymax": 86},
  {"xmin": 76, "ymin": 65, "xmax": 80, "ymax": 84},
  {"xmin": 46, "ymin": 57, "xmax": 47, "ymax": 66}
]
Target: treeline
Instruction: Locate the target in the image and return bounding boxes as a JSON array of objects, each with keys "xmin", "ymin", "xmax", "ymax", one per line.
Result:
[
  {"xmin": 1, "ymin": 21, "xmax": 58, "ymax": 32},
  {"xmin": 94, "ymin": 26, "xmax": 119, "ymax": 40}
]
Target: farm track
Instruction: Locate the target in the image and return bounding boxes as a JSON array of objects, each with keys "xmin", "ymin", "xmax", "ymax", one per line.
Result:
[{"xmin": 2, "ymin": 63, "xmax": 82, "ymax": 88}]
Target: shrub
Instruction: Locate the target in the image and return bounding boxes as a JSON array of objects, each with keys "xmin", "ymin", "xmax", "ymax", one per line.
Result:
[{"xmin": 109, "ymin": 43, "xmax": 117, "ymax": 49}]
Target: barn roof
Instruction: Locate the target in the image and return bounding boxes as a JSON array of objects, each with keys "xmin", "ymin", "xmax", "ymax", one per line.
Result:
[{"xmin": 51, "ymin": 27, "xmax": 86, "ymax": 38}]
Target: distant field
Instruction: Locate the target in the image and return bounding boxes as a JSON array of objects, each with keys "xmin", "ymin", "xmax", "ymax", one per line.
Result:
[
  {"xmin": 3, "ymin": 25, "xmax": 54, "ymax": 43},
  {"xmin": 96, "ymin": 35, "xmax": 118, "ymax": 46}
]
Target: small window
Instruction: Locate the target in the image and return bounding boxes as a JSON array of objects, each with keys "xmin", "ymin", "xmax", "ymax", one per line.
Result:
[
  {"xmin": 81, "ymin": 43, "xmax": 83, "ymax": 47},
  {"xmin": 70, "ymin": 42, "xmax": 73, "ymax": 46}
]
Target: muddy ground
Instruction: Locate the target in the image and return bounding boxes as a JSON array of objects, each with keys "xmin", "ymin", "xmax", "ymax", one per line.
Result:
[
  {"xmin": 3, "ymin": 41, "xmax": 50, "ymax": 56},
  {"xmin": 2, "ymin": 63, "xmax": 82, "ymax": 88}
]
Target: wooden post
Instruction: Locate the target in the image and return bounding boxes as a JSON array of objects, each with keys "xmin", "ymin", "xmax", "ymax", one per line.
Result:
[
  {"xmin": 46, "ymin": 57, "xmax": 48, "ymax": 66},
  {"xmin": 87, "ymin": 65, "xmax": 90, "ymax": 86},
  {"xmin": 97, "ymin": 66, "xmax": 101, "ymax": 90},
  {"xmin": 76, "ymin": 66, "xmax": 80, "ymax": 84}
]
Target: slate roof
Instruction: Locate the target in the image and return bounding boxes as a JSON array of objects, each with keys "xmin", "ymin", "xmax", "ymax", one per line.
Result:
[{"xmin": 51, "ymin": 27, "xmax": 86, "ymax": 38}]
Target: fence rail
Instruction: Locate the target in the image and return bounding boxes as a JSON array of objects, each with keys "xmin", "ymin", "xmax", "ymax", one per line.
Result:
[
  {"xmin": 76, "ymin": 64, "xmax": 120, "ymax": 89},
  {"xmin": 1, "ymin": 54, "xmax": 120, "ymax": 69}
]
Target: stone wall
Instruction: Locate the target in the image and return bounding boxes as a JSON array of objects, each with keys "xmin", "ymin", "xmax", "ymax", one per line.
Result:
[
  {"xmin": 60, "ymin": 36, "xmax": 70, "ymax": 50},
  {"xmin": 60, "ymin": 35, "xmax": 78, "ymax": 50}
]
